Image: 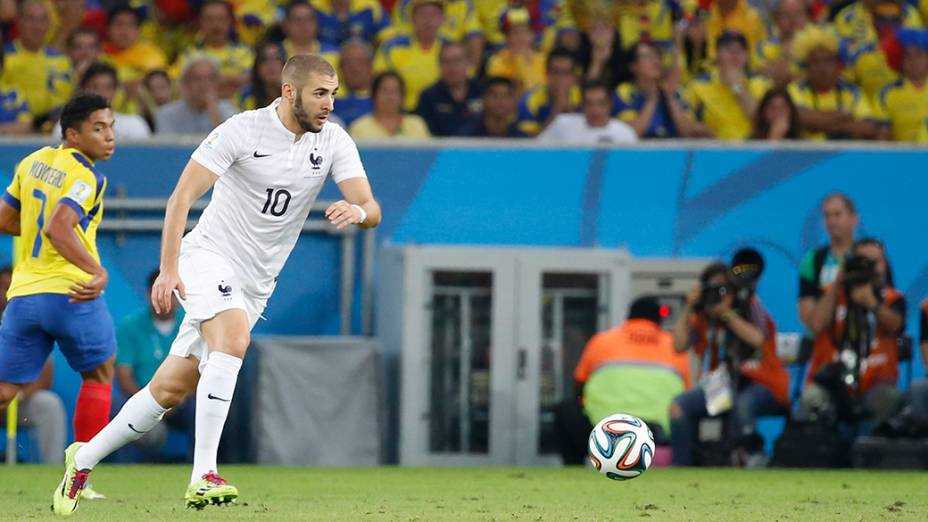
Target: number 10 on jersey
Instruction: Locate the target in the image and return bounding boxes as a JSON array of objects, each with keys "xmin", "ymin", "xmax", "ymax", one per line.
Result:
[{"xmin": 261, "ymin": 188, "xmax": 291, "ymax": 217}]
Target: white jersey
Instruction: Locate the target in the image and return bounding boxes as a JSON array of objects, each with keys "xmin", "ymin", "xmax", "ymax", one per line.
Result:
[{"xmin": 185, "ymin": 98, "xmax": 366, "ymax": 298}]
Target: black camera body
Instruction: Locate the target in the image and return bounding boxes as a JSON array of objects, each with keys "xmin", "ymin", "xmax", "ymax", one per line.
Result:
[
  {"xmin": 697, "ymin": 282, "xmax": 730, "ymax": 311},
  {"xmin": 843, "ymin": 254, "xmax": 877, "ymax": 289}
]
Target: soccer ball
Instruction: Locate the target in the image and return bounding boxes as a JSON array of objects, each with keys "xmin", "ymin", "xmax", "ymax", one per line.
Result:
[{"xmin": 588, "ymin": 413, "xmax": 655, "ymax": 481}]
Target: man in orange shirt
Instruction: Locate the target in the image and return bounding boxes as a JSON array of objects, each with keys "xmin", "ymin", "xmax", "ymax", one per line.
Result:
[{"xmin": 555, "ymin": 297, "xmax": 689, "ymax": 464}]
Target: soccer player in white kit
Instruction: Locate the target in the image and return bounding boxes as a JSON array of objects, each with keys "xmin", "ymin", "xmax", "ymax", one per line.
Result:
[{"xmin": 52, "ymin": 54, "xmax": 381, "ymax": 516}]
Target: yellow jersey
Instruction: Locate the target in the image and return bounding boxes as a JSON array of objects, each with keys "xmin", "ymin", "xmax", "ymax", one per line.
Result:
[
  {"xmin": 787, "ymin": 79, "xmax": 873, "ymax": 140},
  {"xmin": 388, "ymin": 0, "xmax": 482, "ymax": 43},
  {"xmin": 683, "ymin": 72, "xmax": 770, "ymax": 140},
  {"xmin": 176, "ymin": 41, "xmax": 254, "ymax": 80},
  {"xmin": 873, "ymin": 78, "xmax": 928, "ymax": 142},
  {"xmin": 374, "ymin": 33, "xmax": 442, "ymax": 110},
  {"xmin": 0, "ymin": 41, "xmax": 72, "ymax": 120},
  {"xmin": 3, "ymin": 146, "xmax": 106, "ymax": 298}
]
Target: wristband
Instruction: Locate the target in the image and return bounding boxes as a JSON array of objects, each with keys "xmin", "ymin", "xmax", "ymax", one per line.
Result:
[{"xmin": 350, "ymin": 204, "xmax": 367, "ymax": 224}]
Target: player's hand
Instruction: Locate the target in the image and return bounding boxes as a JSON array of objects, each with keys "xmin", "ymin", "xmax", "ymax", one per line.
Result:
[
  {"xmin": 152, "ymin": 269, "xmax": 186, "ymax": 314},
  {"xmin": 69, "ymin": 267, "xmax": 108, "ymax": 302},
  {"xmin": 325, "ymin": 200, "xmax": 363, "ymax": 230}
]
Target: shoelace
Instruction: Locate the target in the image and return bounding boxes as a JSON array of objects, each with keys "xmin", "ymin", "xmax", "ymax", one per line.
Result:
[
  {"xmin": 68, "ymin": 470, "xmax": 90, "ymax": 499},
  {"xmin": 203, "ymin": 472, "xmax": 226, "ymax": 486}
]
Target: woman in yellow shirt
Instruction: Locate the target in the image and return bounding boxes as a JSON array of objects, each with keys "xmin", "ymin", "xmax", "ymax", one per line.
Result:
[{"xmin": 350, "ymin": 71, "xmax": 430, "ymax": 139}]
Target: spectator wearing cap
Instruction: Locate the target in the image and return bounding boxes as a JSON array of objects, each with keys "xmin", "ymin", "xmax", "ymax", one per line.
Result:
[
  {"xmin": 314, "ymin": 0, "xmax": 389, "ymax": 48},
  {"xmin": 683, "ymin": 31, "xmax": 770, "ymax": 140},
  {"xmin": 375, "ymin": 0, "xmax": 445, "ymax": 111},
  {"xmin": 334, "ymin": 39, "xmax": 374, "ymax": 126},
  {"xmin": 705, "ymin": 0, "xmax": 767, "ymax": 62},
  {"xmin": 616, "ymin": 41, "xmax": 706, "ymax": 139},
  {"xmin": 459, "ymin": 76, "xmax": 525, "ymax": 137},
  {"xmin": 486, "ymin": 7, "xmax": 546, "ymax": 93},
  {"xmin": 156, "ymin": 54, "xmax": 236, "ymax": 135},
  {"xmin": 416, "ymin": 41, "xmax": 483, "ymax": 136},
  {"xmin": 1, "ymin": 0, "xmax": 73, "ymax": 128},
  {"xmin": 873, "ymin": 29, "xmax": 928, "ymax": 142},
  {"xmin": 175, "ymin": 0, "xmax": 253, "ymax": 100},
  {"xmin": 103, "ymin": 6, "xmax": 168, "ymax": 86},
  {"xmin": 538, "ymin": 80, "xmax": 637, "ymax": 144},
  {"xmin": 553, "ymin": 296, "xmax": 690, "ymax": 465},
  {"xmin": 281, "ymin": 1, "xmax": 341, "ymax": 66},
  {"xmin": 516, "ymin": 47, "xmax": 581, "ymax": 136},
  {"xmin": 836, "ymin": 0, "xmax": 923, "ymax": 103},
  {"xmin": 349, "ymin": 71, "xmax": 430, "ymax": 138},
  {"xmin": 787, "ymin": 25, "xmax": 882, "ymax": 140},
  {"xmin": 754, "ymin": 0, "xmax": 811, "ymax": 88}
]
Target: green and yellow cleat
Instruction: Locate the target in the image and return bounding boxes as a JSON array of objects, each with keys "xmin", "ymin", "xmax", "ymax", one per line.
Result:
[
  {"xmin": 185, "ymin": 472, "xmax": 239, "ymax": 510},
  {"xmin": 82, "ymin": 483, "xmax": 106, "ymax": 500},
  {"xmin": 52, "ymin": 442, "xmax": 91, "ymax": 517}
]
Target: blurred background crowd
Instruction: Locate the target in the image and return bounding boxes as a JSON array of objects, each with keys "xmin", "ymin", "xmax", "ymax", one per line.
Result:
[{"xmin": 0, "ymin": 0, "xmax": 926, "ymax": 142}]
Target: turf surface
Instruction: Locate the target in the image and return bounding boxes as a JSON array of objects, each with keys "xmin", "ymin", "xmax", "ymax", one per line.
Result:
[{"xmin": 2, "ymin": 466, "xmax": 926, "ymax": 521}]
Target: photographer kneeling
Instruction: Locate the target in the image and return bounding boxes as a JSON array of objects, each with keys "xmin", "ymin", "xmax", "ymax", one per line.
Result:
[
  {"xmin": 799, "ymin": 239, "xmax": 905, "ymax": 429},
  {"xmin": 670, "ymin": 249, "xmax": 790, "ymax": 466}
]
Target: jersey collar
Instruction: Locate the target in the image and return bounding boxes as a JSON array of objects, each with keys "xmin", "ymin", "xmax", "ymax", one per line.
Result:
[
  {"xmin": 60, "ymin": 145, "xmax": 96, "ymax": 167},
  {"xmin": 268, "ymin": 98, "xmax": 297, "ymax": 140}
]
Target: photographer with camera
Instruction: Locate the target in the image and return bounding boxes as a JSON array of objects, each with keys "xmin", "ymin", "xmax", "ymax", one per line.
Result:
[
  {"xmin": 670, "ymin": 250, "xmax": 790, "ymax": 467},
  {"xmin": 799, "ymin": 239, "xmax": 905, "ymax": 428}
]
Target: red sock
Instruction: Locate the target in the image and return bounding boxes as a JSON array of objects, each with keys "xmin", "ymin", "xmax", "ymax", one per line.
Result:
[{"xmin": 74, "ymin": 382, "xmax": 112, "ymax": 442}]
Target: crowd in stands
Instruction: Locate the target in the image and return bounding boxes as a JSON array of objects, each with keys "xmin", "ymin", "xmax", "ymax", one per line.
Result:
[{"xmin": 0, "ymin": 0, "xmax": 924, "ymax": 142}]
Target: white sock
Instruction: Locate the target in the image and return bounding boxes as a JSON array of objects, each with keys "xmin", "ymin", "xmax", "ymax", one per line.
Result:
[
  {"xmin": 191, "ymin": 352, "xmax": 242, "ymax": 484},
  {"xmin": 74, "ymin": 385, "xmax": 167, "ymax": 470}
]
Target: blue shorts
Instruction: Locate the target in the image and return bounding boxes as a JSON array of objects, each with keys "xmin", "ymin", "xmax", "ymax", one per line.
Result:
[{"xmin": 0, "ymin": 293, "xmax": 116, "ymax": 384}]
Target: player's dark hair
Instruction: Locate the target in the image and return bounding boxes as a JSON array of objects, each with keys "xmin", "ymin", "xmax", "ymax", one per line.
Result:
[
  {"xmin": 546, "ymin": 47, "xmax": 575, "ymax": 70},
  {"xmin": 627, "ymin": 296, "xmax": 663, "ymax": 326},
  {"xmin": 284, "ymin": 0, "xmax": 313, "ymax": 19},
  {"xmin": 80, "ymin": 61, "xmax": 118, "ymax": 90},
  {"xmin": 147, "ymin": 269, "xmax": 160, "ymax": 289},
  {"xmin": 484, "ymin": 76, "xmax": 515, "ymax": 92},
  {"xmin": 59, "ymin": 94, "xmax": 111, "ymax": 141},
  {"xmin": 107, "ymin": 5, "xmax": 141, "ymax": 28},
  {"xmin": 372, "ymin": 71, "xmax": 405, "ymax": 106}
]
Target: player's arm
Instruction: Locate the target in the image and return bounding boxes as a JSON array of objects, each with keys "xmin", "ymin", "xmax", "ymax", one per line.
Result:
[
  {"xmin": 45, "ymin": 201, "xmax": 108, "ymax": 301},
  {"xmin": 327, "ymin": 177, "xmax": 382, "ymax": 230},
  {"xmin": 152, "ymin": 159, "xmax": 219, "ymax": 313},
  {"xmin": 0, "ymin": 199, "xmax": 21, "ymax": 236}
]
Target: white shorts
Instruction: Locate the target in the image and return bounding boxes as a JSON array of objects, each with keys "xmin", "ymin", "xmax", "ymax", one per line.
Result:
[{"xmin": 168, "ymin": 248, "xmax": 268, "ymax": 372}]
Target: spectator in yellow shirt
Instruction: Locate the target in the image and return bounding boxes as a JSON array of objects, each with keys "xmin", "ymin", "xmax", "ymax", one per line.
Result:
[
  {"xmin": 375, "ymin": 0, "xmax": 445, "ymax": 111},
  {"xmin": 486, "ymin": 7, "xmax": 546, "ymax": 94},
  {"xmin": 755, "ymin": 0, "xmax": 811, "ymax": 87},
  {"xmin": 787, "ymin": 24, "xmax": 883, "ymax": 140},
  {"xmin": 389, "ymin": 0, "xmax": 483, "ymax": 68},
  {"xmin": 312, "ymin": 0, "xmax": 389, "ymax": 47},
  {"xmin": 103, "ymin": 6, "xmax": 168, "ymax": 88},
  {"xmin": 683, "ymin": 31, "xmax": 769, "ymax": 140},
  {"xmin": 705, "ymin": 0, "xmax": 767, "ymax": 63},
  {"xmin": 873, "ymin": 29, "xmax": 928, "ymax": 142},
  {"xmin": 176, "ymin": 0, "xmax": 253, "ymax": 100},
  {"xmin": 1, "ymin": 0, "xmax": 72, "ymax": 128},
  {"xmin": 350, "ymin": 70, "xmax": 431, "ymax": 138}
]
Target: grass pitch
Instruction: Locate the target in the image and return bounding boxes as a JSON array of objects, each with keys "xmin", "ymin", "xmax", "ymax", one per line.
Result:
[{"xmin": 1, "ymin": 466, "xmax": 926, "ymax": 521}]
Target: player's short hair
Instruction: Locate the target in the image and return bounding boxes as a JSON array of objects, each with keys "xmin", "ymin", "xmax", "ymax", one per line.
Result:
[
  {"xmin": 107, "ymin": 5, "xmax": 141, "ymax": 28},
  {"xmin": 80, "ymin": 61, "xmax": 118, "ymax": 90},
  {"xmin": 282, "ymin": 54, "xmax": 337, "ymax": 89},
  {"xmin": 59, "ymin": 94, "xmax": 111, "ymax": 141}
]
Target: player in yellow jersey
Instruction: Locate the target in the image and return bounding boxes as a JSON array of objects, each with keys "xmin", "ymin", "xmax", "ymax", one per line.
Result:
[{"xmin": 0, "ymin": 95, "xmax": 116, "ymax": 508}]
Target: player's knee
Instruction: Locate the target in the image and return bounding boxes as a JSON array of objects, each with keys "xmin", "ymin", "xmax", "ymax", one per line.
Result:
[
  {"xmin": 0, "ymin": 383, "xmax": 20, "ymax": 409},
  {"xmin": 150, "ymin": 379, "xmax": 191, "ymax": 409},
  {"xmin": 80, "ymin": 357, "xmax": 115, "ymax": 384},
  {"xmin": 215, "ymin": 334, "xmax": 250, "ymax": 359}
]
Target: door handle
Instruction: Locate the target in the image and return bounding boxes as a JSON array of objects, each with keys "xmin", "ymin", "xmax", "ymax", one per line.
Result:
[{"xmin": 517, "ymin": 348, "xmax": 527, "ymax": 380}]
